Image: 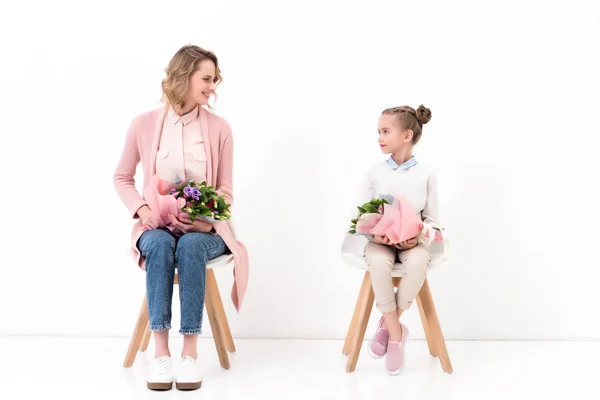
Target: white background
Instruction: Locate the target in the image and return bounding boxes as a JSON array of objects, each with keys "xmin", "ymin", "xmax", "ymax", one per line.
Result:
[{"xmin": 0, "ymin": 0, "xmax": 599, "ymax": 341}]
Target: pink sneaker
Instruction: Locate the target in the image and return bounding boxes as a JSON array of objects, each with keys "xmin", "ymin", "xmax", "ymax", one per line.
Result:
[
  {"xmin": 368, "ymin": 317, "xmax": 389, "ymax": 359},
  {"xmin": 385, "ymin": 323, "xmax": 409, "ymax": 375}
]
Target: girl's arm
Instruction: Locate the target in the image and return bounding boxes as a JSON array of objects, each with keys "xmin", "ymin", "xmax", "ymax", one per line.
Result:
[
  {"xmin": 354, "ymin": 168, "xmax": 376, "ymax": 241},
  {"xmin": 113, "ymin": 119, "xmax": 148, "ymax": 219},
  {"xmin": 357, "ymin": 169, "xmax": 375, "ymax": 209},
  {"xmin": 421, "ymin": 172, "xmax": 440, "ymax": 227}
]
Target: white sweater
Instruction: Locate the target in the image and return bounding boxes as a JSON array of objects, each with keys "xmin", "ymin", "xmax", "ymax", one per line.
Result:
[
  {"xmin": 357, "ymin": 156, "xmax": 439, "ymax": 227},
  {"xmin": 341, "ymin": 156, "xmax": 443, "ymax": 269}
]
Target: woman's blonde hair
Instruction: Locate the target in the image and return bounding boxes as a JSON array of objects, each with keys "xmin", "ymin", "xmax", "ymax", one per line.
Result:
[
  {"xmin": 381, "ymin": 105, "xmax": 432, "ymax": 145},
  {"xmin": 161, "ymin": 45, "xmax": 222, "ymax": 114}
]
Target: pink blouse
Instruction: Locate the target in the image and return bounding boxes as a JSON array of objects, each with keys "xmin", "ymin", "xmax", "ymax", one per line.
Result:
[{"xmin": 155, "ymin": 105, "xmax": 207, "ymax": 183}]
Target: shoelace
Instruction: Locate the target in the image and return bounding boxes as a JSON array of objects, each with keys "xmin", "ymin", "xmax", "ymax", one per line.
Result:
[
  {"xmin": 181, "ymin": 356, "xmax": 196, "ymax": 365},
  {"xmin": 154, "ymin": 356, "xmax": 171, "ymax": 375}
]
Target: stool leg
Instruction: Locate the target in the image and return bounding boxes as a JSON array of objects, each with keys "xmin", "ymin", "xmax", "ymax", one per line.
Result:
[
  {"xmin": 342, "ymin": 275, "xmax": 366, "ymax": 356},
  {"xmin": 417, "ymin": 279, "xmax": 453, "ymax": 373},
  {"xmin": 140, "ymin": 321, "xmax": 152, "ymax": 352},
  {"xmin": 417, "ymin": 295, "xmax": 438, "ymax": 357},
  {"xmin": 123, "ymin": 295, "xmax": 149, "ymax": 368},
  {"xmin": 346, "ymin": 272, "xmax": 375, "ymax": 373},
  {"xmin": 209, "ymin": 272, "xmax": 236, "ymax": 353},
  {"xmin": 205, "ymin": 269, "xmax": 230, "ymax": 369}
]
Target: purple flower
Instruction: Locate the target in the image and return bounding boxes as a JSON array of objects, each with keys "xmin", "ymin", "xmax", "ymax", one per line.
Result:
[
  {"xmin": 191, "ymin": 188, "xmax": 200, "ymax": 200},
  {"xmin": 184, "ymin": 185, "xmax": 193, "ymax": 198},
  {"xmin": 170, "ymin": 188, "xmax": 177, "ymax": 195}
]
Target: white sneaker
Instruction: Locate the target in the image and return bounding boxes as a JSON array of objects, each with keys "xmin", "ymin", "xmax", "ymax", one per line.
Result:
[
  {"xmin": 147, "ymin": 356, "xmax": 173, "ymax": 390},
  {"xmin": 175, "ymin": 356, "xmax": 202, "ymax": 390}
]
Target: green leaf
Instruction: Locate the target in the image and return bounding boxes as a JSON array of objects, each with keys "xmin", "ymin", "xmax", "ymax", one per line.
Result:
[
  {"xmin": 364, "ymin": 204, "xmax": 378, "ymax": 213},
  {"xmin": 349, "ymin": 230, "xmax": 356, "ymax": 234},
  {"xmin": 357, "ymin": 206, "xmax": 366, "ymax": 213}
]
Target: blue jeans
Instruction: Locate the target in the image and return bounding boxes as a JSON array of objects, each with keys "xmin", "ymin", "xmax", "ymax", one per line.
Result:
[{"xmin": 137, "ymin": 229, "xmax": 228, "ymax": 335}]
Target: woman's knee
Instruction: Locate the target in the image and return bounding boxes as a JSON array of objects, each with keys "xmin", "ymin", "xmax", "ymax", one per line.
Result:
[
  {"xmin": 139, "ymin": 229, "xmax": 176, "ymax": 257},
  {"xmin": 176, "ymin": 232, "xmax": 221, "ymax": 259}
]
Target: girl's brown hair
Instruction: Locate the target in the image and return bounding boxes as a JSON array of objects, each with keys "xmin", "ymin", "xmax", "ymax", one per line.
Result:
[
  {"xmin": 382, "ymin": 105, "xmax": 432, "ymax": 144},
  {"xmin": 161, "ymin": 45, "xmax": 222, "ymax": 114}
]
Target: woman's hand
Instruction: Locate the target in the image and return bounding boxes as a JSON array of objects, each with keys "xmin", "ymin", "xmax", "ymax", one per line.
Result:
[
  {"xmin": 137, "ymin": 205, "xmax": 161, "ymax": 230},
  {"xmin": 393, "ymin": 236, "xmax": 418, "ymax": 250},
  {"xmin": 168, "ymin": 214, "xmax": 213, "ymax": 235}
]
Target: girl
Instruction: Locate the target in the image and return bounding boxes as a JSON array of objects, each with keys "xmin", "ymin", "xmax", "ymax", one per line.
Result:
[
  {"xmin": 113, "ymin": 45, "xmax": 248, "ymax": 391},
  {"xmin": 358, "ymin": 105, "xmax": 438, "ymax": 375}
]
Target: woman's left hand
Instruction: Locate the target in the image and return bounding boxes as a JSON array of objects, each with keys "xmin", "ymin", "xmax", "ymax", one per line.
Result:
[
  {"xmin": 168, "ymin": 214, "xmax": 213, "ymax": 235},
  {"xmin": 393, "ymin": 236, "xmax": 418, "ymax": 250}
]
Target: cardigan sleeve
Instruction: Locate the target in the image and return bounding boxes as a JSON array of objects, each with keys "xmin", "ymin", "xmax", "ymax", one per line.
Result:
[
  {"xmin": 113, "ymin": 118, "xmax": 148, "ymax": 219},
  {"xmin": 216, "ymin": 120, "xmax": 234, "ymax": 208}
]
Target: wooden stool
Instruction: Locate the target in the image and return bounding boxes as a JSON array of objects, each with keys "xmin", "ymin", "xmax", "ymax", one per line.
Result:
[
  {"xmin": 342, "ymin": 265, "xmax": 453, "ymax": 373},
  {"xmin": 123, "ymin": 254, "xmax": 236, "ymax": 369}
]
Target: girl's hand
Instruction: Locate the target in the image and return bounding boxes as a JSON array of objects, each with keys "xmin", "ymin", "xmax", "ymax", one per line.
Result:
[
  {"xmin": 168, "ymin": 214, "xmax": 213, "ymax": 235},
  {"xmin": 371, "ymin": 235, "xmax": 391, "ymax": 245},
  {"xmin": 137, "ymin": 205, "xmax": 161, "ymax": 230},
  {"xmin": 393, "ymin": 236, "xmax": 418, "ymax": 250}
]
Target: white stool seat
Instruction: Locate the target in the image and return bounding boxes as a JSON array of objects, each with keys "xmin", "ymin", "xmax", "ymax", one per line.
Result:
[
  {"xmin": 351, "ymin": 257, "xmax": 407, "ymax": 277},
  {"xmin": 341, "ymin": 233, "xmax": 407, "ymax": 277},
  {"xmin": 206, "ymin": 253, "xmax": 234, "ymax": 269}
]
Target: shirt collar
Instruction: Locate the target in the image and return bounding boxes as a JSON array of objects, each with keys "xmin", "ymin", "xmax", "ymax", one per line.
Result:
[
  {"xmin": 386, "ymin": 155, "xmax": 417, "ymax": 170},
  {"xmin": 167, "ymin": 104, "xmax": 199, "ymax": 126}
]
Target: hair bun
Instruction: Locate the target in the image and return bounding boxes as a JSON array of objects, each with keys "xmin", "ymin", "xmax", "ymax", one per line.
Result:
[{"xmin": 416, "ymin": 105, "xmax": 432, "ymax": 125}]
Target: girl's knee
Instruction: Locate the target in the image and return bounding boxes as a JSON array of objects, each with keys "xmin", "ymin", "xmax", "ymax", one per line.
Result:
[
  {"xmin": 403, "ymin": 259, "xmax": 428, "ymax": 277},
  {"xmin": 401, "ymin": 246, "xmax": 429, "ymax": 271},
  {"xmin": 367, "ymin": 256, "xmax": 394, "ymax": 272}
]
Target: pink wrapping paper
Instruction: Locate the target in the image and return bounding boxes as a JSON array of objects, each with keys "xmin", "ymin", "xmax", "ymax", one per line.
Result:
[
  {"xmin": 141, "ymin": 174, "xmax": 191, "ymax": 236},
  {"xmin": 355, "ymin": 195, "xmax": 442, "ymax": 244}
]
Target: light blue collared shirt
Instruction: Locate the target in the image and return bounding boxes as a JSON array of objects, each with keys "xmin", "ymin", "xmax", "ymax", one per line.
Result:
[{"xmin": 386, "ymin": 155, "xmax": 417, "ymax": 170}]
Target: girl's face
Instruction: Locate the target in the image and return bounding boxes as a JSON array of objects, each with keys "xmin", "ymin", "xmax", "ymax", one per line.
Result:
[
  {"xmin": 377, "ymin": 113, "xmax": 413, "ymax": 154},
  {"xmin": 186, "ymin": 59, "xmax": 217, "ymax": 107}
]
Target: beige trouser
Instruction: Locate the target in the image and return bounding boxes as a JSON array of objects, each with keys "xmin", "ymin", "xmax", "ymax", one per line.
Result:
[{"xmin": 364, "ymin": 241, "xmax": 430, "ymax": 312}]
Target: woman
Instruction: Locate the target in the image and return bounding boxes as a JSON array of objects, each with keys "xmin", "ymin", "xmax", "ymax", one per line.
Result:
[{"xmin": 113, "ymin": 45, "xmax": 248, "ymax": 391}]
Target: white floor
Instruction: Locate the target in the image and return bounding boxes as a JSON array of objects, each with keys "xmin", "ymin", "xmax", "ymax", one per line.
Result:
[{"xmin": 2, "ymin": 336, "xmax": 599, "ymax": 399}]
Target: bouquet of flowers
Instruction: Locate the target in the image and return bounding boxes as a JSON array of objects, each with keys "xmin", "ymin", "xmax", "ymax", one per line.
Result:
[
  {"xmin": 169, "ymin": 180, "xmax": 231, "ymax": 222},
  {"xmin": 142, "ymin": 175, "xmax": 231, "ymax": 235},
  {"xmin": 349, "ymin": 198, "xmax": 389, "ymax": 234},
  {"xmin": 349, "ymin": 194, "xmax": 443, "ymax": 245}
]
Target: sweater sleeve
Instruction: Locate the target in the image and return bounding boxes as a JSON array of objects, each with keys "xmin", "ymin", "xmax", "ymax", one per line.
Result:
[
  {"xmin": 351, "ymin": 167, "xmax": 375, "ymax": 238},
  {"xmin": 421, "ymin": 171, "xmax": 440, "ymax": 227},
  {"xmin": 357, "ymin": 168, "xmax": 375, "ymax": 209},
  {"xmin": 113, "ymin": 119, "xmax": 148, "ymax": 219},
  {"xmin": 340, "ymin": 167, "xmax": 375, "ymax": 264}
]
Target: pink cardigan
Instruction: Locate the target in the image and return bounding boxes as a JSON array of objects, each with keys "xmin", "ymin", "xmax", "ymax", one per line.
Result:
[{"xmin": 113, "ymin": 105, "xmax": 248, "ymax": 311}]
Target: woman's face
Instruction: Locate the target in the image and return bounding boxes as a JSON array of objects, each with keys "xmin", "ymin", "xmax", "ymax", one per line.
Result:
[{"xmin": 186, "ymin": 59, "xmax": 217, "ymax": 107}]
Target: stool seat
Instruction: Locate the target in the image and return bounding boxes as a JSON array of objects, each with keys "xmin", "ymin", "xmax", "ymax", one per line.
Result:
[{"xmin": 206, "ymin": 253, "xmax": 234, "ymax": 269}]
